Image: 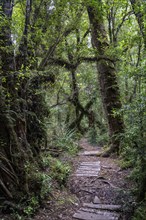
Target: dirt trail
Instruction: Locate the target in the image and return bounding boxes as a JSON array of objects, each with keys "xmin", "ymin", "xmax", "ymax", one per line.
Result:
[{"xmin": 34, "ymin": 138, "xmax": 135, "ymax": 220}]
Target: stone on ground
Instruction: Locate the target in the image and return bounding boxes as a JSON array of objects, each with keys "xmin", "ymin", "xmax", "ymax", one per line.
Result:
[{"xmin": 93, "ymin": 196, "xmax": 101, "ymax": 204}]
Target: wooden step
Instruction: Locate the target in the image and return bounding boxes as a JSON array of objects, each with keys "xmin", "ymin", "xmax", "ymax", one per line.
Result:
[
  {"xmin": 73, "ymin": 208, "xmax": 120, "ymax": 220},
  {"xmin": 83, "ymin": 203, "xmax": 121, "ymax": 211},
  {"xmin": 75, "ymin": 174, "xmax": 100, "ymax": 177},
  {"xmin": 79, "ymin": 151, "xmax": 101, "ymax": 156},
  {"xmin": 80, "ymin": 162, "xmax": 100, "ymax": 165},
  {"xmin": 74, "ymin": 161, "xmax": 101, "ymax": 177}
]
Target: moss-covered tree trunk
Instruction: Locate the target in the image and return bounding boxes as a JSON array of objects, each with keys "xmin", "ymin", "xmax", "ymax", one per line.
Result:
[
  {"xmin": 0, "ymin": 0, "xmax": 29, "ymax": 197},
  {"xmin": 71, "ymin": 69, "xmax": 80, "ymax": 120},
  {"xmin": 0, "ymin": 0, "xmax": 41, "ymax": 201},
  {"xmin": 87, "ymin": 2, "xmax": 124, "ymax": 154}
]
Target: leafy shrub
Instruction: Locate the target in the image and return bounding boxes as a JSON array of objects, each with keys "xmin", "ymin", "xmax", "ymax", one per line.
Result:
[
  {"xmin": 50, "ymin": 125, "xmax": 79, "ymax": 155},
  {"xmin": 23, "ymin": 196, "xmax": 39, "ymax": 216},
  {"xmin": 42, "ymin": 155, "xmax": 71, "ymax": 186},
  {"xmin": 133, "ymin": 200, "xmax": 146, "ymax": 220},
  {"xmin": 120, "ymin": 97, "xmax": 146, "ymax": 201},
  {"xmin": 87, "ymin": 127, "xmax": 108, "ymax": 146}
]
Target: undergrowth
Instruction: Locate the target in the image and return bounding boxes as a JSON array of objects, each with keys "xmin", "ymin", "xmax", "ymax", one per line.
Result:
[
  {"xmin": 132, "ymin": 200, "xmax": 146, "ymax": 220},
  {"xmin": 119, "ymin": 98, "xmax": 146, "ymax": 219},
  {"xmin": 1, "ymin": 125, "xmax": 78, "ymax": 220},
  {"xmin": 48, "ymin": 124, "xmax": 80, "ymax": 155},
  {"xmin": 87, "ymin": 127, "xmax": 108, "ymax": 146},
  {"xmin": 42, "ymin": 155, "xmax": 71, "ymax": 186}
]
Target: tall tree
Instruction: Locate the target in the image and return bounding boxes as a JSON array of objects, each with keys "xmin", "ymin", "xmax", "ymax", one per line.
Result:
[
  {"xmin": 129, "ymin": 0, "xmax": 146, "ymax": 201},
  {"xmin": 0, "ymin": 0, "xmax": 49, "ymax": 200},
  {"xmin": 86, "ymin": 0, "xmax": 124, "ymax": 155},
  {"xmin": 0, "ymin": 0, "xmax": 34, "ymax": 198}
]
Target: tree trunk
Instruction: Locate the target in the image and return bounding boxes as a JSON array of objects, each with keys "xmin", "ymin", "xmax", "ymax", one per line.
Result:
[
  {"xmin": 0, "ymin": 0, "xmax": 35, "ymax": 198},
  {"xmin": 0, "ymin": 0, "xmax": 16, "ymax": 72},
  {"xmin": 17, "ymin": 0, "xmax": 32, "ymax": 70},
  {"xmin": 69, "ymin": 96, "xmax": 100, "ymax": 132},
  {"xmin": 87, "ymin": 3, "xmax": 124, "ymax": 154},
  {"xmin": 71, "ymin": 69, "xmax": 80, "ymax": 120}
]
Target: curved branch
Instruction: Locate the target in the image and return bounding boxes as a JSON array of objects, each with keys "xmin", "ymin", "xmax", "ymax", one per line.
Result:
[
  {"xmin": 38, "ymin": 27, "xmax": 75, "ymax": 71},
  {"xmin": 48, "ymin": 57, "xmax": 76, "ymax": 70},
  {"xmin": 46, "ymin": 55, "xmax": 117, "ymax": 71},
  {"xmin": 130, "ymin": 0, "xmax": 145, "ymax": 37}
]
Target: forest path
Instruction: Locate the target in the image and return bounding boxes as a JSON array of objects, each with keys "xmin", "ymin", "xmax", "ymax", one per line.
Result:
[{"xmin": 34, "ymin": 138, "xmax": 135, "ymax": 220}]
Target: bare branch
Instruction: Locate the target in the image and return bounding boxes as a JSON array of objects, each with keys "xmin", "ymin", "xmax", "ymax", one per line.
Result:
[
  {"xmin": 81, "ymin": 28, "xmax": 90, "ymax": 44},
  {"xmin": 50, "ymin": 102, "xmax": 67, "ymax": 109},
  {"xmin": 115, "ymin": 11, "xmax": 133, "ymax": 39}
]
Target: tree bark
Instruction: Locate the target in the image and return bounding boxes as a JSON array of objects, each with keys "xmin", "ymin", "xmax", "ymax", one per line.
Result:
[
  {"xmin": 87, "ymin": 2, "xmax": 124, "ymax": 154},
  {"xmin": 0, "ymin": 0, "xmax": 16, "ymax": 72},
  {"xmin": 17, "ymin": 0, "xmax": 32, "ymax": 70},
  {"xmin": 71, "ymin": 69, "xmax": 80, "ymax": 119},
  {"xmin": 0, "ymin": 0, "xmax": 35, "ymax": 198}
]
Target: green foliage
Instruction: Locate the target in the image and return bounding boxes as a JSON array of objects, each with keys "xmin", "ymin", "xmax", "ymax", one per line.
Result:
[
  {"xmin": 120, "ymin": 95, "xmax": 146, "ymax": 201},
  {"xmin": 50, "ymin": 158, "xmax": 71, "ymax": 185},
  {"xmin": 133, "ymin": 201, "xmax": 146, "ymax": 220},
  {"xmin": 87, "ymin": 127, "xmax": 97, "ymax": 144},
  {"xmin": 87, "ymin": 127, "xmax": 108, "ymax": 146},
  {"xmin": 23, "ymin": 196, "xmax": 39, "ymax": 216},
  {"xmin": 42, "ymin": 155, "xmax": 71, "ymax": 186},
  {"xmin": 24, "ymin": 160, "xmax": 52, "ymax": 196},
  {"xmin": 54, "ymin": 129, "xmax": 79, "ymax": 155},
  {"xmin": 12, "ymin": 2, "xmax": 25, "ymax": 47},
  {"xmin": 1, "ymin": 0, "xmax": 146, "ymax": 219},
  {"xmin": 47, "ymin": 122, "xmax": 80, "ymax": 155}
]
